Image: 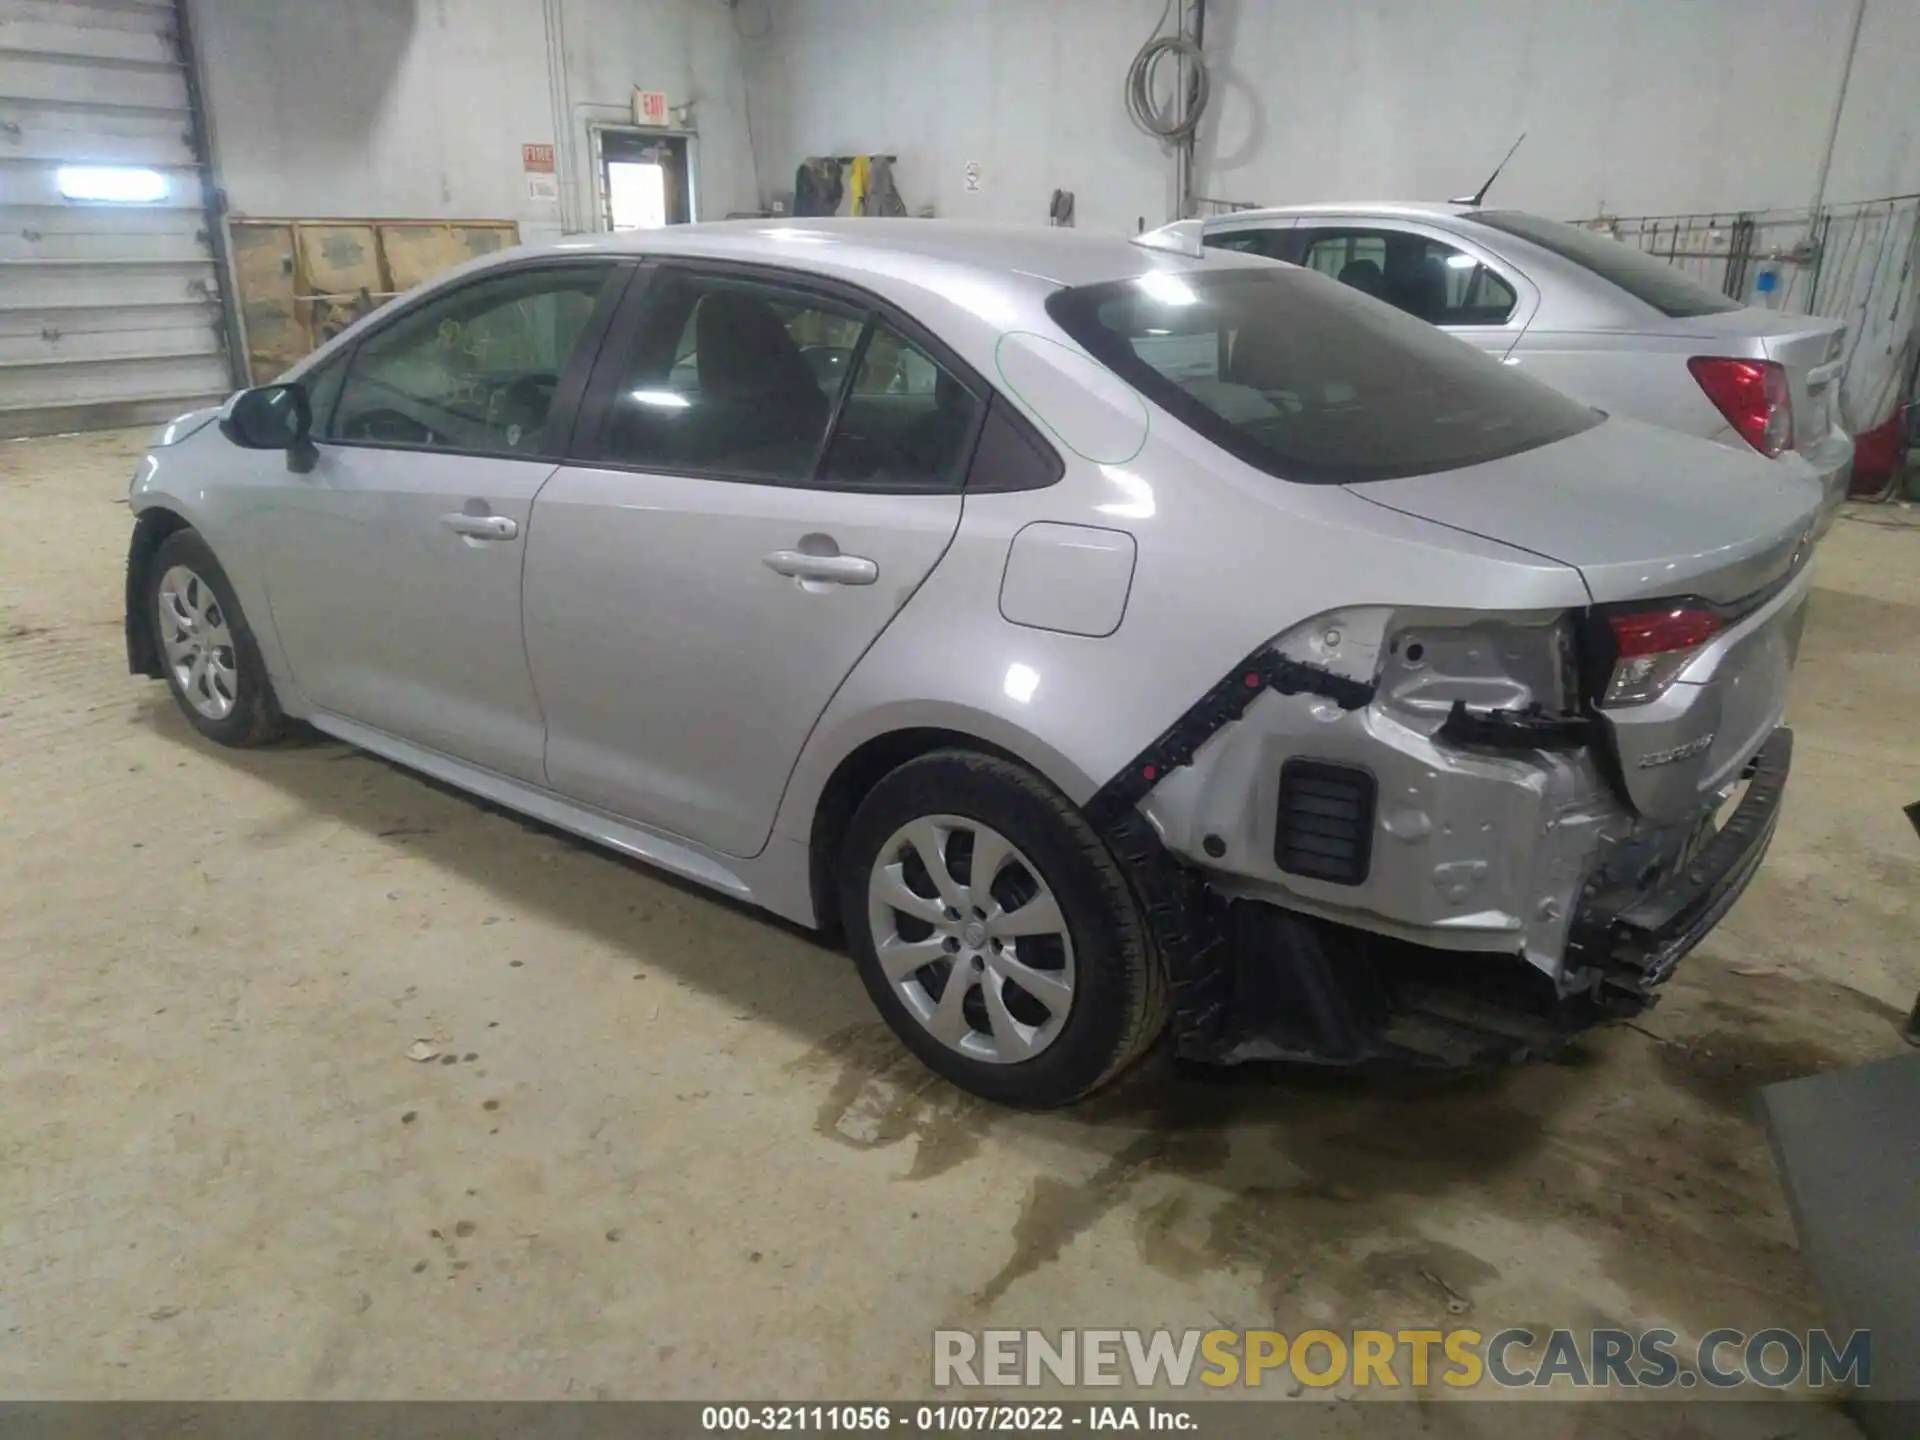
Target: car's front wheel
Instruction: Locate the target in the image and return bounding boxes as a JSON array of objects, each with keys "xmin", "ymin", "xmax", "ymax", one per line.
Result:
[
  {"xmin": 146, "ymin": 528, "xmax": 288, "ymax": 747},
  {"xmin": 839, "ymin": 750, "xmax": 1167, "ymax": 1107}
]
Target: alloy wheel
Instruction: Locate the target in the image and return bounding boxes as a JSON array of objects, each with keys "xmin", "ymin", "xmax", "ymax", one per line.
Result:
[
  {"xmin": 155, "ymin": 564, "xmax": 239, "ymax": 721},
  {"xmin": 865, "ymin": 814, "xmax": 1076, "ymax": 1064}
]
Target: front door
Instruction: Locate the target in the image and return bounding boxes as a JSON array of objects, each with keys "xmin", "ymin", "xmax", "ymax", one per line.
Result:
[
  {"xmin": 259, "ymin": 261, "xmax": 624, "ymax": 782},
  {"xmin": 523, "ymin": 266, "xmax": 985, "ymax": 856}
]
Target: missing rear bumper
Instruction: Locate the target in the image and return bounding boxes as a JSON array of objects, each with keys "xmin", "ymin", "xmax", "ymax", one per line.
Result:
[
  {"xmin": 1100, "ymin": 732, "xmax": 1791, "ymax": 1068},
  {"xmin": 1567, "ymin": 726, "xmax": 1792, "ymax": 997},
  {"xmin": 1100, "ymin": 810, "xmax": 1624, "ymax": 1070},
  {"xmin": 1168, "ymin": 899, "xmax": 1619, "ymax": 1068}
]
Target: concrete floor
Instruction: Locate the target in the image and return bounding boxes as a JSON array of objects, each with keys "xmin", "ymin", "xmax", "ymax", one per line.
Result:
[{"xmin": 2, "ymin": 428, "xmax": 1914, "ymax": 1426}]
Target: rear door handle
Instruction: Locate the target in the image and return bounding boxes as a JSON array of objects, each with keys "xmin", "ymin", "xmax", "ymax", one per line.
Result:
[
  {"xmin": 441, "ymin": 512, "xmax": 519, "ymax": 541},
  {"xmin": 763, "ymin": 550, "xmax": 878, "ymax": 586}
]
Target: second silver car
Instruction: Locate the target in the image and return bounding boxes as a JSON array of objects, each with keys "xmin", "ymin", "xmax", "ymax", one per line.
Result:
[{"xmin": 1166, "ymin": 202, "xmax": 1852, "ymax": 530}]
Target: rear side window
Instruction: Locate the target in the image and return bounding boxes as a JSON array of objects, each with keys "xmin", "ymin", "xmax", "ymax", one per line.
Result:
[
  {"xmin": 1296, "ymin": 228, "xmax": 1517, "ymax": 326},
  {"xmin": 1466, "ymin": 209, "xmax": 1742, "ymax": 318},
  {"xmin": 599, "ymin": 272, "xmax": 860, "ymax": 483},
  {"xmin": 816, "ymin": 323, "xmax": 985, "ymax": 492},
  {"xmin": 590, "ymin": 270, "xmax": 988, "ymax": 493},
  {"xmin": 1045, "ymin": 267, "xmax": 1600, "ymax": 484},
  {"xmin": 1202, "ymin": 228, "xmax": 1291, "ymax": 260}
]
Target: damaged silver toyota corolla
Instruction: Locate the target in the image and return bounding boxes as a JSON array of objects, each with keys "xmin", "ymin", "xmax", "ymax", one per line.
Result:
[{"xmin": 124, "ymin": 220, "xmax": 1820, "ymax": 1107}]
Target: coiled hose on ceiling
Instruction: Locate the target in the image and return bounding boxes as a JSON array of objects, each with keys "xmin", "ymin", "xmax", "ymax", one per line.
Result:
[{"xmin": 1125, "ymin": 1, "xmax": 1210, "ymax": 144}]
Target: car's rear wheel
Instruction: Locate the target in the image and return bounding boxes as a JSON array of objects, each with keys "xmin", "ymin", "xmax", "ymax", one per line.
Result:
[
  {"xmin": 147, "ymin": 528, "xmax": 288, "ymax": 747},
  {"xmin": 839, "ymin": 750, "xmax": 1167, "ymax": 1107}
]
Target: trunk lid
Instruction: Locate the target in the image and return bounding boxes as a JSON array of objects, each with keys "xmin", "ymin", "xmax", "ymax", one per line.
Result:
[
  {"xmin": 1349, "ymin": 417, "xmax": 1821, "ymax": 820},
  {"xmin": 1347, "ymin": 415, "xmax": 1821, "ymax": 606}
]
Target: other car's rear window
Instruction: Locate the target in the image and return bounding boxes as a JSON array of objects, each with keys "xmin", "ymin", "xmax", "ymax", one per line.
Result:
[
  {"xmin": 1044, "ymin": 267, "xmax": 1600, "ymax": 484},
  {"xmin": 1466, "ymin": 209, "xmax": 1743, "ymax": 318}
]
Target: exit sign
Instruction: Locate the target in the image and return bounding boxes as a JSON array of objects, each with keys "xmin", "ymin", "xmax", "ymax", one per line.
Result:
[{"xmin": 633, "ymin": 89, "xmax": 670, "ymax": 126}]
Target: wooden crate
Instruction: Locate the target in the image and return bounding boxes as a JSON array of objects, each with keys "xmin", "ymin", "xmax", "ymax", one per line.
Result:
[{"xmin": 228, "ymin": 218, "xmax": 519, "ymax": 383}]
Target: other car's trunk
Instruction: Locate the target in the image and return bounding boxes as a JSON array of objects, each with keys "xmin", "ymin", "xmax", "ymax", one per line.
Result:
[{"xmin": 1664, "ymin": 307, "xmax": 1850, "ymax": 467}]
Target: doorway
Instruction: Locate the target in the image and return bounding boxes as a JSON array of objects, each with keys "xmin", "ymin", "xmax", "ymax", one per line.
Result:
[{"xmin": 594, "ymin": 127, "xmax": 694, "ymax": 232}]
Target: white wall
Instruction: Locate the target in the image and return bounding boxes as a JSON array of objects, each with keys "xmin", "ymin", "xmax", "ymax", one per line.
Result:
[
  {"xmin": 191, "ymin": 0, "xmax": 760, "ymax": 241},
  {"xmin": 1821, "ymin": 0, "xmax": 1920, "ymax": 206},
  {"xmin": 739, "ymin": 0, "xmax": 1916, "ymax": 229}
]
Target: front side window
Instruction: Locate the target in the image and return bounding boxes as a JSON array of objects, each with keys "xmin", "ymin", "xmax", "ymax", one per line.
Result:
[
  {"xmin": 1297, "ymin": 228, "xmax": 1515, "ymax": 326},
  {"xmin": 1046, "ymin": 267, "xmax": 1600, "ymax": 484},
  {"xmin": 298, "ymin": 349, "xmax": 350, "ymax": 433},
  {"xmin": 327, "ymin": 264, "xmax": 611, "ymax": 453}
]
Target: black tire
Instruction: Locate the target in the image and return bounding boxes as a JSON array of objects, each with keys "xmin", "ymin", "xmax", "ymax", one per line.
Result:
[
  {"xmin": 146, "ymin": 528, "xmax": 288, "ymax": 747},
  {"xmin": 838, "ymin": 749, "xmax": 1168, "ymax": 1107}
]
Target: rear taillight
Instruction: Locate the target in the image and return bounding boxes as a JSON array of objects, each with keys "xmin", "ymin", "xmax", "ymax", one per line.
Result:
[
  {"xmin": 1602, "ymin": 605, "xmax": 1723, "ymax": 706},
  {"xmin": 1688, "ymin": 356, "xmax": 1794, "ymax": 457}
]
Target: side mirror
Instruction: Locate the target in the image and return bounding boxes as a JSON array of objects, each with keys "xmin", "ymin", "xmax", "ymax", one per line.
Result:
[{"xmin": 220, "ymin": 384, "xmax": 312, "ymax": 450}]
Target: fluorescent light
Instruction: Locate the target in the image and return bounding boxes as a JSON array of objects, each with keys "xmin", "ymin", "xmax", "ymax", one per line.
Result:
[
  {"xmin": 1143, "ymin": 328, "xmax": 1171, "ymax": 336},
  {"xmin": 1137, "ymin": 271, "xmax": 1198, "ymax": 307},
  {"xmin": 1003, "ymin": 663, "xmax": 1040, "ymax": 704},
  {"xmin": 630, "ymin": 389, "xmax": 690, "ymax": 409},
  {"xmin": 1445, "ymin": 253, "xmax": 1478, "ymax": 270},
  {"xmin": 57, "ymin": 166, "xmax": 167, "ymax": 203}
]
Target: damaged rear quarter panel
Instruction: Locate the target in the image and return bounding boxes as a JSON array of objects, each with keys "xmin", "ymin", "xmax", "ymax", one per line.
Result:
[
  {"xmin": 774, "ymin": 422, "xmax": 1591, "ymax": 850},
  {"xmin": 1144, "ymin": 605, "xmax": 1638, "ymax": 980}
]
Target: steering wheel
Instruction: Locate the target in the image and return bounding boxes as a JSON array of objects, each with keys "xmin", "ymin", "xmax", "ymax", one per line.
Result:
[
  {"xmin": 342, "ymin": 408, "xmax": 444, "ymax": 447},
  {"xmin": 492, "ymin": 372, "xmax": 559, "ymax": 449}
]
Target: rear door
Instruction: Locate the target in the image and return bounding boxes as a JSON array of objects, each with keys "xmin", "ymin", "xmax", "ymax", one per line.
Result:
[
  {"xmin": 1290, "ymin": 218, "xmax": 1537, "ymax": 360},
  {"xmin": 523, "ymin": 264, "xmax": 984, "ymax": 857}
]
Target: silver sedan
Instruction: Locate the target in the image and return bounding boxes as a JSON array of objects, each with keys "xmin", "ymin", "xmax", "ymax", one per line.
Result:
[
  {"xmin": 126, "ymin": 220, "xmax": 1817, "ymax": 1106},
  {"xmin": 1170, "ymin": 203, "xmax": 1852, "ymax": 530}
]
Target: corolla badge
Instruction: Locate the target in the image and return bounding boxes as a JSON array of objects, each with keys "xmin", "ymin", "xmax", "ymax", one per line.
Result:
[{"xmin": 1636, "ymin": 733, "xmax": 1716, "ymax": 768}]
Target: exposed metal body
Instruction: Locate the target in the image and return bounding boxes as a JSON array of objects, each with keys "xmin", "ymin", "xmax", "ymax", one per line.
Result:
[
  {"xmin": 126, "ymin": 219, "xmax": 1819, "ymax": 1067},
  {"xmin": 1190, "ymin": 202, "xmax": 1855, "ymax": 532}
]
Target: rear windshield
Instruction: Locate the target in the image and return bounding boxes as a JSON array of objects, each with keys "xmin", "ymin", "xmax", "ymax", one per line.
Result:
[
  {"xmin": 1466, "ymin": 209, "xmax": 1743, "ymax": 318},
  {"xmin": 1044, "ymin": 267, "xmax": 1600, "ymax": 484}
]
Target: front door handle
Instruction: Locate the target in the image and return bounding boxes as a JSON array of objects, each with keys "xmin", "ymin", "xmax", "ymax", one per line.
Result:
[
  {"xmin": 763, "ymin": 550, "xmax": 878, "ymax": 586},
  {"xmin": 441, "ymin": 512, "xmax": 519, "ymax": 541}
]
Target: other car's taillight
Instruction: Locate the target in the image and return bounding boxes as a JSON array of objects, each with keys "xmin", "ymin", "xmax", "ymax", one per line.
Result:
[
  {"xmin": 1602, "ymin": 605, "xmax": 1723, "ymax": 706},
  {"xmin": 1687, "ymin": 356, "xmax": 1794, "ymax": 458}
]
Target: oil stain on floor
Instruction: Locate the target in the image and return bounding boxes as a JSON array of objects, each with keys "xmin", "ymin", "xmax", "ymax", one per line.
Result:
[{"xmin": 795, "ymin": 941, "xmax": 1908, "ymax": 1378}]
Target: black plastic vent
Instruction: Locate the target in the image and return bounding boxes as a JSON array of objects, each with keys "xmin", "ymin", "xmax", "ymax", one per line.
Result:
[{"xmin": 1274, "ymin": 761, "xmax": 1376, "ymax": 886}]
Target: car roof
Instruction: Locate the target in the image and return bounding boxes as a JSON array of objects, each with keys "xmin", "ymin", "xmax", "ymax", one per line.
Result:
[
  {"xmin": 1213, "ymin": 201, "xmax": 1475, "ymax": 224},
  {"xmin": 290, "ymin": 218, "xmax": 1281, "ymax": 381},
  {"xmin": 537, "ymin": 217, "xmax": 1271, "ymax": 290}
]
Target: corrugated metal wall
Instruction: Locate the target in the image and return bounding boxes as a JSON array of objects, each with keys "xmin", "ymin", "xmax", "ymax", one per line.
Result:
[{"xmin": 0, "ymin": 0, "xmax": 232, "ymax": 439}]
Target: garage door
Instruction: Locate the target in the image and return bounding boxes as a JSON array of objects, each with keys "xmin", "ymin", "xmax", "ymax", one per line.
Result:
[{"xmin": 0, "ymin": 0, "xmax": 232, "ymax": 439}]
